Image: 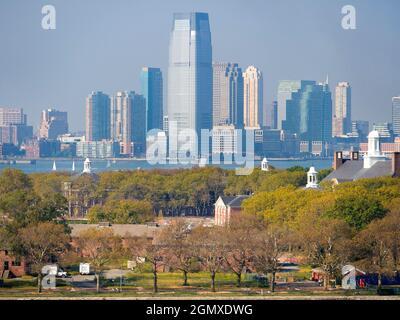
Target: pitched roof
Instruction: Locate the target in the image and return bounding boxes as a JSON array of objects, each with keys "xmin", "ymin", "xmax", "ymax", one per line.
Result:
[
  {"xmin": 217, "ymin": 195, "xmax": 250, "ymax": 208},
  {"xmin": 323, "ymin": 159, "xmax": 393, "ymax": 182},
  {"xmin": 70, "ymin": 224, "xmax": 160, "ymax": 238}
]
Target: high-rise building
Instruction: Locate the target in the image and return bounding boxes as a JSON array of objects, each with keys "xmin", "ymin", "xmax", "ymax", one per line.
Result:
[
  {"xmin": 392, "ymin": 96, "xmax": 400, "ymax": 137},
  {"xmin": 131, "ymin": 93, "xmax": 147, "ymax": 156},
  {"xmin": 373, "ymin": 122, "xmax": 394, "ymax": 142},
  {"xmin": 111, "ymin": 91, "xmax": 134, "ymax": 155},
  {"xmin": 141, "ymin": 67, "xmax": 163, "ymax": 131},
  {"xmin": 39, "ymin": 108, "xmax": 69, "ymax": 140},
  {"xmin": 85, "ymin": 91, "xmax": 111, "ymax": 142},
  {"xmin": 347, "ymin": 120, "xmax": 370, "ymax": 140},
  {"xmin": 277, "ymin": 81, "xmax": 311, "ymax": 130},
  {"xmin": 0, "ymin": 107, "xmax": 33, "ymax": 145},
  {"xmin": 269, "ymin": 101, "xmax": 278, "ymax": 129},
  {"xmin": 167, "ymin": 12, "xmax": 213, "ymax": 157},
  {"xmin": 243, "ymin": 66, "xmax": 263, "ymax": 128},
  {"xmin": 212, "ymin": 62, "xmax": 244, "ymax": 127},
  {"xmin": 333, "ymin": 82, "xmax": 352, "ymax": 137},
  {"xmin": 284, "ymin": 80, "xmax": 332, "ymax": 149}
]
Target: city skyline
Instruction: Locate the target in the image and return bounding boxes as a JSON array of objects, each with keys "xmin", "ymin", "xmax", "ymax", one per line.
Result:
[{"xmin": 0, "ymin": 0, "xmax": 399, "ymax": 131}]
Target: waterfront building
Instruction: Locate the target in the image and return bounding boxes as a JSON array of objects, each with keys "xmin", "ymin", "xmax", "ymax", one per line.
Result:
[
  {"xmin": 76, "ymin": 140, "xmax": 119, "ymax": 159},
  {"xmin": 167, "ymin": 12, "xmax": 213, "ymax": 157},
  {"xmin": 332, "ymin": 82, "xmax": 352, "ymax": 137},
  {"xmin": 212, "ymin": 62, "xmax": 244, "ymax": 127},
  {"xmin": 85, "ymin": 91, "xmax": 111, "ymax": 142},
  {"xmin": 0, "ymin": 107, "xmax": 33, "ymax": 145},
  {"xmin": 283, "ymin": 79, "xmax": 332, "ymax": 153},
  {"xmin": 243, "ymin": 66, "xmax": 263, "ymax": 128},
  {"xmin": 141, "ymin": 67, "xmax": 163, "ymax": 131},
  {"xmin": 39, "ymin": 108, "xmax": 69, "ymax": 140}
]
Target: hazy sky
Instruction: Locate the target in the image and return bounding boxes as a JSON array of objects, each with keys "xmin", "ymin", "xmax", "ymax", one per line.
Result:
[{"xmin": 0, "ymin": 0, "xmax": 399, "ymax": 132}]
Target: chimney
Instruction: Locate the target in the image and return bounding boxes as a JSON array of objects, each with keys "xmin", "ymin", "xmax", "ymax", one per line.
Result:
[
  {"xmin": 351, "ymin": 151, "xmax": 359, "ymax": 161},
  {"xmin": 333, "ymin": 151, "xmax": 344, "ymax": 170},
  {"xmin": 392, "ymin": 152, "xmax": 400, "ymax": 177}
]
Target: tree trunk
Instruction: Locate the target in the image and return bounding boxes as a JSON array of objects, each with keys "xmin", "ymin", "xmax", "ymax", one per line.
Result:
[
  {"xmin": 183, "ymin": 270, "xmax": 188, "ymax": 286},
  {"xmin": 324, "ymin": 274, "xmax": 329, "ymax": 290},
  {"xmin": 271, "ymin": 272, "xmax": 276, "ymax": 293},
  {"xmin": 153, "ymin": 268, "xmax": 158, "ymax": 293},
  {"xmin": 377, "ymin": 272, "xmax": 382, "ymax": 292},
  {"xmin": 236, "ymin": 272, "xmax": 242, "ymax": 287},
  {"xmin": 211, "ymin": 272, "xmax": 216, "ymax": 292},
  {"xmin": 37, "ymin": 273, "xmax": 42, "ymax": 293},
  {"xmin": 96, "ymin": 273, "xmax": 100, "ymax": 293}
]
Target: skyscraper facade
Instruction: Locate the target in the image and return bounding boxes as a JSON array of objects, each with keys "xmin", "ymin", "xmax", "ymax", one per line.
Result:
[
  {"xmin": 284, "ymin": 80, "xmax": 332, "ymax": 146},
  {"xmin": 333, "ymin": 82, "xmax": 352, "ymax": 137},
  {"xmin": 85, "ymin": 91, "xmax": 111, "ymax": 142},
  {"xmin": 39, "ymin": 108, "xmax": 69, "ymax": 140},
  {"xmin": 131, "ymin": 93, "xmax": 147, "ymax": 156},
  {"xmin": 0, "ymin": 107, "xmax": 33, "ymax": 145},
  {"xmin": 111, "ymin": 91, "xmax": 133, "ymax": 155},
  {"xmin": 212, "ymin": 62, "xmax": 244, "ymax": 127},
  {"xmin": 392, "ymin": 96, "xmax": 400, "ymax": 137},
  {"xmin": 267, "ymin": 101, "xmax": 278, "ymax": 129},
  {"xmin": 141, "ymin": 67, "xmax": 163, "ymax": 131},
  {"xmin": 243, "ymin": 66, "xmax": 263, "ymax": 128},
  {"xmin": 277, "ymin": 81, "xmax": 308, "ymax": 130},
  {"xmin": 167, "ymin": 12, "xmax": 213, "ymax": 156}
]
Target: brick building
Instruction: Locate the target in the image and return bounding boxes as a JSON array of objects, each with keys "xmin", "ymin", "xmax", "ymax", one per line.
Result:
[
  {"xmin": 214, "ymin": 195, "xmax": 250, "ymax": 226},
  {"xmin": 0, "ymin": 249, "xmax": 29, "ymax": 278}
]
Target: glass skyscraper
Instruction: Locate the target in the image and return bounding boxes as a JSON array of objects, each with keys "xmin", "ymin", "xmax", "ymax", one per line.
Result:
[
  {"xmin": 392, "ymin": 96, "xmax": 400, "ymax": 137},
  {"xmin": 167, "ymin": 12, "xmax": 213, "ymax": 157},
  {"xmin": 140, "ymin": 67, "xmax": 163, "ymax": 132},
  {"xmin": 85, "ymin": 91, "xmax": 110, "ymax": 141},
  {"xmin": 284, "ymin": 80, "xmax": 332, "ymax": 145}
]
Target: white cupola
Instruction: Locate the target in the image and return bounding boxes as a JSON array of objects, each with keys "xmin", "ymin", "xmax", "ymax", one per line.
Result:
[
  {"xmin": 364, "ymin": 130, "xmax": 386, "ymax": 169},
  {"xmin": 83, "ymin": 158, "xmax": 92, "ymax": 174},
  {"xmin": 261, "ymin": 158, "xmax": 269, "ymax": 171},
  {"xmin": 306, "ymin": 166, "xmax": 319, "ymax": 189}
]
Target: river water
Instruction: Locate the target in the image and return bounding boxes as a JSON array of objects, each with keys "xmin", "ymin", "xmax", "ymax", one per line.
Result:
[{"xmin": 0, "ymin": 159, "xmax": 333, "ymax": 174}]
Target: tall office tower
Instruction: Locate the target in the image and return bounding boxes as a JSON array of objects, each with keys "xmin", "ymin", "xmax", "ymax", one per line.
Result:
[
  {"xmin": 0, "ymin": 107, "xmax": 26, "ymax": 125},
  {"xmin": 39, "ymin": 108, "xmax": 68, "ymax": 140},
  {"xmin": 269, "ymin": 101, "xmax": 278, "ymax": 129},
  {"xmin": 0, "ymin": 107, "xmax": 33, "ymax": 145},
  {"xmin": 131, "ymin": 93, "xmax": 147, "ymax": 156},
  {"xmin": 111, "ymin": 91, "xmax": 134, "ymax": 155},
  {"xmin": 212, "ymin": 62, "xmax": 244, "ymax": 127},
  {"xmin": 392, "ymin": 96, "xmax": 400, "ymax": 137},
  {"xmin": 277, "ymin": 81, "xmax": 306, "ymax": 130},
  {"xmin": 85, "ymin": 91, "xmax": 111, "ymax": 142},
  {"xmin": 332, "ymin": 82, "xmax": 352, "ymax": 137},
  {"xmin": 284, "ymin": 80, "xmax": 332, "ymax": 146},
  {"xmin": 141, "ymin": 67, "xmax": 163, "ymax": 131},
  {"xmin": 243, "ymin": 66, "xmax": 263, "ymax": 128},
  {"xmin": 167, "ymin": 12, "xmax": 213, "ymax": 157}
]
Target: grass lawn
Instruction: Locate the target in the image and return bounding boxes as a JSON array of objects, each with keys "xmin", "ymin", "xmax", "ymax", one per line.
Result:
[{"xmin": 0, "ymin": 268, "xmax": 387, "ymax": 298}]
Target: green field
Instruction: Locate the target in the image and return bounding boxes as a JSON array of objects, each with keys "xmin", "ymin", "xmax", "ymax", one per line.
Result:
[{"xmin": 0, "ymin": 271, "xmax": 383, "ymax": 298}]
